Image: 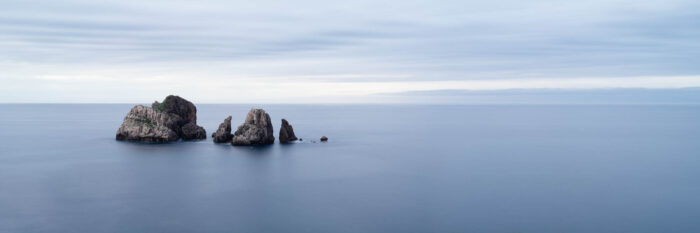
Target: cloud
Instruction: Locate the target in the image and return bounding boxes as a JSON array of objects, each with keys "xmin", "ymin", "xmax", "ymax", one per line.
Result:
[
  {"xmin": 0, "ymin": 0, "xmax": 699, "ymax": 102},
  {"xmin": 381, "ymin": 88, "xmax": 700, "ymax": 104},
  {"xmin": 3, "ymin": 73, "xmax": 700, "ymax": 103}
]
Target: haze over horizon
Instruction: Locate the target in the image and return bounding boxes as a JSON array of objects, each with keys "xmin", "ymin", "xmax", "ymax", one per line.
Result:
[{"xmin": 1, "ymin": 0, "xmax": 699, "ymax": 103}]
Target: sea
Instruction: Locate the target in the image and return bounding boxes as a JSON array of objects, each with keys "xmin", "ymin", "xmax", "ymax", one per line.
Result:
[{"xmin": 1, "ymin": 104, "xmax": 699, "ymax": 233}]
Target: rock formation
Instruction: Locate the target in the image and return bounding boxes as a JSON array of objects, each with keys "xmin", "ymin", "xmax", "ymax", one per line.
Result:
[
  {"xmin": 212, "ymin": 116, "xmax": 233, "ymax": 143},
  {"xmin": 181, "ymin": 122, "xmax": 207, "ymax": 140},
  {"xmin": 279, "ymin": 119, "xmax": 298, "ymax": 143},
  {"xmin": 152, "ymin": 95, "xmax": 198, "ymax": 125},
  {"xmin": 320, "ymin": 136, "xmax": 328, "ymax": 142},
  {"xmin": 115, "ymin": 105, "xmax": 181, "ymax": 142},
  {"xmin": 231, "ymin": 109, "xmax": 275, "ymax": 145},
  {"xmin": 116, "ymin": 95, "xmax": 206, "ymax": 142}
]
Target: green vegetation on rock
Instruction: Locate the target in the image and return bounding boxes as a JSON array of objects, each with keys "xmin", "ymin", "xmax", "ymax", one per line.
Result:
[{"xmin": 154, "ymin": 103, "xmax": 166, "ymax": 112}]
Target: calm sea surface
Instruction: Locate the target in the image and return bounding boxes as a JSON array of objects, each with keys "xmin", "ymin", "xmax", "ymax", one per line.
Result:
[{"xmin": 1, "ymin": 104, "xmax": 699, "ymax": 233}]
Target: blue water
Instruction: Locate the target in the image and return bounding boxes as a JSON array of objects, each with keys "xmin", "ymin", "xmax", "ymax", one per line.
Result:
[{"xmin": 1, "ymin": 104, "xmax": 699, "ymax": 233}]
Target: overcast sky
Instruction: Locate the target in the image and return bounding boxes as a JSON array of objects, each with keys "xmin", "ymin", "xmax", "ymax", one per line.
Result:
[{"xmin": 1, "ymin": 0, "xmax": 699, "ymax": 103}]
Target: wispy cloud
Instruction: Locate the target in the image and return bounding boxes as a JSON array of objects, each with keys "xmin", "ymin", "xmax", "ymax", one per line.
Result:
[
  {"xmin": 381, "ymin": 88, "xmax": 700, "ymax": 104},
  {"xmin": 0, "ymin": 0, "xmax": 699, "ymax": 102}
]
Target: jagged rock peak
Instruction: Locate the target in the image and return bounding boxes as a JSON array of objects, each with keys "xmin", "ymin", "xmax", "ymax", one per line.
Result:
[
  {"xmin": 279, "ymin": 118, "xmax": 298, "ymax": 143},
  {"xmin": 231, "ymin": 109, "xmax": 275, "ymax": 145},
  {"xmin": 212, "ymin": 116, "xmax": 233, "ymax": 143}
]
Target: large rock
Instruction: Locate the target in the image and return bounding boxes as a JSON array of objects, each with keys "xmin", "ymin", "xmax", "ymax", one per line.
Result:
[
  {"xmin": 115, "ymin": 105, "xmax": 181, "ymax": 142},
  {"xmin": 279, "ymin": 118, "xmax": 298, "ymax": 143},
  {"xmin": 231, "ymin": 109, "xmax": 275, "ymax": 145},
  {"xmin": 212, "ymin": 116, "xmax": 233, "ymax": 143},
  {"xmin": 116, "ymin": 95, "xmax": 206, "ymax": 142}
]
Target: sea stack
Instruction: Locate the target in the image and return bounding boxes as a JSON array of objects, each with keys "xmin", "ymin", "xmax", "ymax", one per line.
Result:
[
  {"xmin": 116, "ymin": 95, "xmax": 206, "ymax": 142},
  {"xmin": 212, "ymin": 116, "xmax": 233, "ymax": 143},
  {"xmin": 279, "ymin": 119, "xmax": 298, "ymax": 143},
  {"xmin": 231, "ymin": 109, "xmax": 275, "ymax": 145}
]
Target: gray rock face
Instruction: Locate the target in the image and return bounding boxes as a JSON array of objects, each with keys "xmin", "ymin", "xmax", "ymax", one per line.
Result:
[
  {"xmin": 231, "ymin": 109, "xmax": 275, "ymax": 145},
  {"xmin": 115, "ymin": 105, "xmax": 181, "ymax": 142},
  {"xmin": 211, "ymin": 116, "xmax": 233, "ymax": 143},
  {"xmin": 116, "ymin": 96, "xmax": 206, "ymax": 142},
  {"xmin": 279, "ymin": 119, "xmax": 298, "ymax": 143}
]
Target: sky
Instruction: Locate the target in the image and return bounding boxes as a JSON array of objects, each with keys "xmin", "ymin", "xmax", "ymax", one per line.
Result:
[{"xmin": 0, "ymin": 0, "xmax": 699, "ymax": 103}]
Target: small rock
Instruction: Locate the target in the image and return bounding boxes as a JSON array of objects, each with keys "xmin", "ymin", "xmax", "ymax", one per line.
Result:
[
  {"xmin": 279, "ymin": 118, "xmax": 298, "ymax": 143},
  {"xmin": 212, "ymin": 116, "xmax": 233, "ymax": 143},
  {"xmin": 320, "ymin": 136, "xmax": 328, "ymax": 142}
]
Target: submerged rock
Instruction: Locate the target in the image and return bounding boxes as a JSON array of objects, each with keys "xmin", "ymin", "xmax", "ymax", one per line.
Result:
[
  {"xmin": 231, "ymin": 109, "xmax": 275, "ymax": 145},
  {"xmin": 116, "ymin": 95, "xmax": 206, "ymax": 142},
  {"xmin": 279, "ymin": 118, "xmax": 298, "ymax": 143},
  {"xmin": 320, "ymin": 136, "xmax": 328, "ymax": 142},
  {"xmin": 212, "ymin": 116, "xmax": 233, "ymax": 143}
]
